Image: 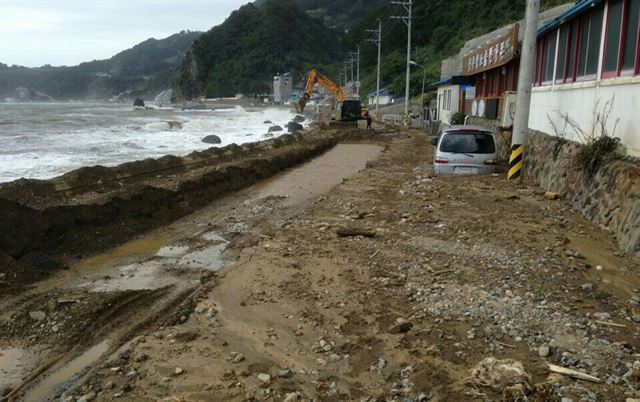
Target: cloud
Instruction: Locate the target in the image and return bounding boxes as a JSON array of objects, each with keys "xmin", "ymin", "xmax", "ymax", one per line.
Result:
[
  {"xmin": 0, "ymin": 0, "xmax": 250, "ymax": 67},
  {"xmin": 0, "ymin": 4, "xmax": 66, "ymax": 33}
]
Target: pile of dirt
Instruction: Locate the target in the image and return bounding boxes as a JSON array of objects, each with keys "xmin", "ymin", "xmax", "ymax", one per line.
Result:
[{"xmin": 0, "ymin": 129, "xmax": 384, "ymax": 291}]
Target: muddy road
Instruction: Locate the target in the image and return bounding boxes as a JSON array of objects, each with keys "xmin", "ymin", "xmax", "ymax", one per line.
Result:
[{"xmin": 2, "ymin": 128, "xmax": 640, "ymax": 402}]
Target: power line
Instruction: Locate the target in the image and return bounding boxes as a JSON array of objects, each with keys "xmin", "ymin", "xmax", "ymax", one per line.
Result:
[
  {"xmin": 390, "ymin": 0, "xmax": 413, "ymax": 118},
  {"xmin": 366, "ymin": 18, "xmax": 382, "ymax": 117}
]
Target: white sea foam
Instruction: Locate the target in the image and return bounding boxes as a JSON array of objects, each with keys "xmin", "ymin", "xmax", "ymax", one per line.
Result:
[{"xmin": 0, "ymin": 103, "xmax": 305, "ymax": 183}]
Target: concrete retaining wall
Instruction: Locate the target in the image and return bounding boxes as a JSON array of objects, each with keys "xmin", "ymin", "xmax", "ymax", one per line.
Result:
[{"xmin": 525, "ymin": 130, "xmax": 640, "ymax": 256}]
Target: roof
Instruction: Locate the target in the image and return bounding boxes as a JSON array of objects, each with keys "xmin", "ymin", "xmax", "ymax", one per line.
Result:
[
  {"xmin": 538, "ymin": 0, "xmax": 605, "ymax": 36},
  {"xmin": 444, "ymin": 125, "xmax": 493, "ymax": 132},
  {"xmin": 367, "ymin": 88, "xmax": 392, "ymax": 97},
  {"xmin": 430, "ymin": 75, "xmax": 475, "ymax": 89}
]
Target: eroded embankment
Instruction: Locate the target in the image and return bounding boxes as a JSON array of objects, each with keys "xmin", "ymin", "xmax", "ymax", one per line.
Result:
[{"xmin": 0, "ymin": 128, "xmax": 384, "ymax": 290}]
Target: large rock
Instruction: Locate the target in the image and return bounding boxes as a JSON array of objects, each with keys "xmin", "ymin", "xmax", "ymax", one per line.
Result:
[
  {"xmin": 293, "ymin": 114, "xmax": 306, "ymax": 123},
  {"xmin": 202, "ymin": 135, "xmax": 222, "ymax": 144},
  {"xmin": 268, "ymin": 125, "xmax": 283, "ymax": 133},
  {"xmin": 287, "ymin": 121, "xmax": 304, "ymax": 133}
]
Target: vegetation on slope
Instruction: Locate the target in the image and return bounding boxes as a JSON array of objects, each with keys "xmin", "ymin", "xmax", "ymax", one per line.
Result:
[
  {"xmin": 346, "ymin": 0, "xmax": 570, "ymax": 99},
  {"xmin": 173, "ymin": 0, "xmax": 344, "ymax": 101}
]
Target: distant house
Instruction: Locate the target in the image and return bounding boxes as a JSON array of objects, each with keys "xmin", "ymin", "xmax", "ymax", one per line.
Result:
[
  {"xmin": 367, "ymin": 88, "xmax": 394, "ymax": 106},
  {"xmin": 273, "ymin": 73, "xmax": 292, "ymax": 104}
]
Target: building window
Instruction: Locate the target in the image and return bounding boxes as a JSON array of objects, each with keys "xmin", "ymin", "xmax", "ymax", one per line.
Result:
[
  {"xmin": 604, "ymin": 0, "xmax": 640, "ymax": 76},
  {"xmin": 604, "ymin": 0, "xmax": 624, "ymax": 75},
  {"xmin": 543, "ymin": 32, "xmax": 557, "ymax": 83},
  {"xmin": 622, "ymin": 0, "xmax": 640, "ymax": 73},
  {"xmin": 534, "ymin": 40, "xmax": 544, "ymax": 85},
  {"xmin": 556, "ymin": 25, "xmax": 570, "ymax": 83},
  {"xmin": 567, "ymin": 21, "xmax": 579, "ymax": 81},
  {"xmin": 577, "ymin": 5, "xmax": 604, "ymax": 80}
]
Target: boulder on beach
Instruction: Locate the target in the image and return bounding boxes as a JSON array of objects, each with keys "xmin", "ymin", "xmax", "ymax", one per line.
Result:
[
  {"xmin": 202, "ymin": 135, "xmax": 222, "ymax": 144},
  {"xmin": 268, "ymin": 125, "xmax": 283, "ymax": 133},
  {"xmin": 133, "ymin": 98, "xmax": 145, "ymax": 107},
  {"xmin": 263, "ymin": 120, "xmax": 272, "ymax": 124},
  {"xmin": 287, "ymin": 121, "xmax": 304, "ymax": 133},
  {"xmin": 293, "ymin": 115, "xmax": 306, "ymax": 123},
  {"xmin": 262, "ymin": 133, "xmax": 274, "ymax": 138}
]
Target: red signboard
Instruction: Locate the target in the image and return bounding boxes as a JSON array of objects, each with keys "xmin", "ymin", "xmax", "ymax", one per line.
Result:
[{"xmin": 463, "ymin": 24, "xmax": 519, "ymax": 76}]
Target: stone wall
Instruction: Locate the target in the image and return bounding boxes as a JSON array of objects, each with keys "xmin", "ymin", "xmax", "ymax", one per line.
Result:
[{"xmin": 525, "ymin": 130, "xmax": 640, "ymax": 256}]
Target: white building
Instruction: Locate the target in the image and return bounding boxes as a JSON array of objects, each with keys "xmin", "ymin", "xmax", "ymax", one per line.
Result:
[
  {"xmin": 367, "ymin": 89, "xmax": 394, "ymax": 106},
  {"xmin": 273, "ymin": 73, "xmax": 292, "ymax": 104},
  {"xmin": 529, "ymin": 0, "xmax": 640, "ymax": 156}
]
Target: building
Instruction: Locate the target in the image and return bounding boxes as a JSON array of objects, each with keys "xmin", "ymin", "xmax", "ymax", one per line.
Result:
[
  {"xmin": 431, "ymin": 76, "xmax": 474, "ymax": 124},
  {"xmin": 273, "ymin": 73, "xmax": 292, "ymax": 104},
  {"xmin": 367, "ymin": 88, "xmax": 395, "ymax": 106},
  {"xmin": 529, "ymin": 0, "xmax": 640, "ymax": 156},
  {"xmin": 435, "ymin": 4, "xmax": 572, "ymax": 129}
]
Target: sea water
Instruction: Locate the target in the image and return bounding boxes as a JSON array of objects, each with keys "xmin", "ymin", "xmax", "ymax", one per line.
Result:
[{"xmin": 0, "ymin": 102, "xmax": 302, "ymax": 183}]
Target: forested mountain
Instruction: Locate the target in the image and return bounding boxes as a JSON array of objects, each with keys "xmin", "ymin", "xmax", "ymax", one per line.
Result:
[
  {"xmin": 176, "ymin": 0, "xmax": 570, "ymax": 101},
  {"xmin": 0, "ymin": 31, "xmax": 201, "ymax": 101},
  {"xmin": 2, "ymin": 0, "xmax": 573, "ymax": 102},
  {"xmin": 172, "ymin": 0, "xmax": 344, "ymax": 101}
]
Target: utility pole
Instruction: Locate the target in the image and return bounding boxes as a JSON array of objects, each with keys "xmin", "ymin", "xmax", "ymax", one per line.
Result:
[
  {"xmin": 510, "ymin": 0, "xmax": 540, "ymax": 180},
  {"xmin": 349, "ymin": 46, "xmax": 360, "ymax": 95},
  {"xmin": 391, "ymin": 0, "xmax": 412, "ymax": 120},
  {"xmin": 409, "ymin": 60, "xmax": 427, "ymax": 122},
  {"xmin": 349, "ymin": 46, "xmax": 360, "ymax": 83},
  {"xmin": 367, "ymin": 18, "xmax": 382, "ymax": 118},
  {"xmin": 343, "ymin": 63, "xmax": 348, "ymax": 87}
]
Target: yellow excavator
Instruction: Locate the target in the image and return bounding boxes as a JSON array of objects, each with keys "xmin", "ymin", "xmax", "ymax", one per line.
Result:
[{"xmin": 295, "ymin": 69, "xmax": 368, "ymax": 122}]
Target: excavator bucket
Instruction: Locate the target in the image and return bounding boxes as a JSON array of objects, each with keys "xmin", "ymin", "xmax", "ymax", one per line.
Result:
[{"xmin": 296, "ymin": 94, "xmax": 310, "ymax": 113}]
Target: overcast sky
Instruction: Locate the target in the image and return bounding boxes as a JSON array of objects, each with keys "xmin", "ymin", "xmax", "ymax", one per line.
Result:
[{"xmin": 0, "ymin": 0, "xmax": 250, "ymax": 67}]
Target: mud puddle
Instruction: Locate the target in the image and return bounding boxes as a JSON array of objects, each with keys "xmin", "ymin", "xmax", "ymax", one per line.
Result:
[
  {"xmin": 21, "ymin": 341, "xmax": 110, "ymax": 402},
  {"xmin": 178, "ymin": 232, "xmax": 229, "ymax": 271},
  {"xmin": 80, "ymin": 261, "xmax": 180, "ymax": 292},
  {"xmin": 35, "ymin": 233, "xmax": 170, "ymax": 293},
  {"xmin": 0, "ymin": 348, "xmax": 41, "ymax": 392},
  {"xmin": 253, "ymin": 143, "xmax": 383, "ymax": 205}
]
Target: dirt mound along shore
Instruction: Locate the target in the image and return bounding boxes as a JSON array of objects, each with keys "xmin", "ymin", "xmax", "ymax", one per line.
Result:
[{"xmin": 0, "ymin": 128, "xmax": 385, "ymax": 291}]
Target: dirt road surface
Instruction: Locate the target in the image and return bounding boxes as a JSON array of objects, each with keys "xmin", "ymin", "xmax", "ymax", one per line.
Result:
[{"xmin": 2, "ymin": 127, "xmax": 640, "ymax": 402}]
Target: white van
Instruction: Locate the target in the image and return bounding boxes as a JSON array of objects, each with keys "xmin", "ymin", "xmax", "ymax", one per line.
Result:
[{"xmin": 431, "ymin": 125, "xmax": 498, "ymax": 175}]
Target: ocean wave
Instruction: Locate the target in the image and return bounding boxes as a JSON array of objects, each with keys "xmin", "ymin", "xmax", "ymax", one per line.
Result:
[{"xmin": 140, "ymin": 121, "xmax": 184, "ymax": 131}]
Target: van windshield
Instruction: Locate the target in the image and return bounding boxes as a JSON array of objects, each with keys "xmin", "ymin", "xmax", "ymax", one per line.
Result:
[{"xmin": 440, "ymin": 131, "xmax": 495, "ymax": 154}]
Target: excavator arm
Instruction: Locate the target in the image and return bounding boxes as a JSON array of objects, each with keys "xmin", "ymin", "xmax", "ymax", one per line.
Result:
[{"xmin": 295, "ymin": 69, "xmax": 344, "ymax": 113}]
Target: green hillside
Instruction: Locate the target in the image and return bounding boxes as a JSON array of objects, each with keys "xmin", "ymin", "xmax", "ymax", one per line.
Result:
[
  {"xmin": 0, "ymin": 31, "xmax": 201, "ymax": 101},
  {"xmin": 347, "ymin": 0, "xmax": 570, "ymax": 98},
  {"xmin": 179, "ymin": 0, "xmax": 570, "ymax": 102},
  {"xmin": 173, "ymin": 0, "xmax": 345, "ymax": 101}
]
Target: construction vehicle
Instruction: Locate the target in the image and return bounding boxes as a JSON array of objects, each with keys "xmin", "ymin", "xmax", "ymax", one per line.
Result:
[{"xmin": 295, "ymin": 69, "xmax": 368, "ymax": 122}]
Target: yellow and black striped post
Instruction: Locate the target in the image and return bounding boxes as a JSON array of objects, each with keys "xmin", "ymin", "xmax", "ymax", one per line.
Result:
[
  {"xmin": 508, "ymin": 144, "xmax": 524, "ymax": 180},
  {"xmin": 402, "ymin": 113, "xmax": 410, "ymax": 127}
]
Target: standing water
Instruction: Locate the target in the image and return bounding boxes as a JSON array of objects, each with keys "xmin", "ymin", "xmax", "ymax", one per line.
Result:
[{"xmin": 0, "ymin": 102, "xmax": 302, "ymax": 183}]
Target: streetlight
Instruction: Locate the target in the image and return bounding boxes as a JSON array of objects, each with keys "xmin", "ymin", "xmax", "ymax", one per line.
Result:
[{"xmin": 409, "ymin": 60, "xmax": 427, "ymax": 122}]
